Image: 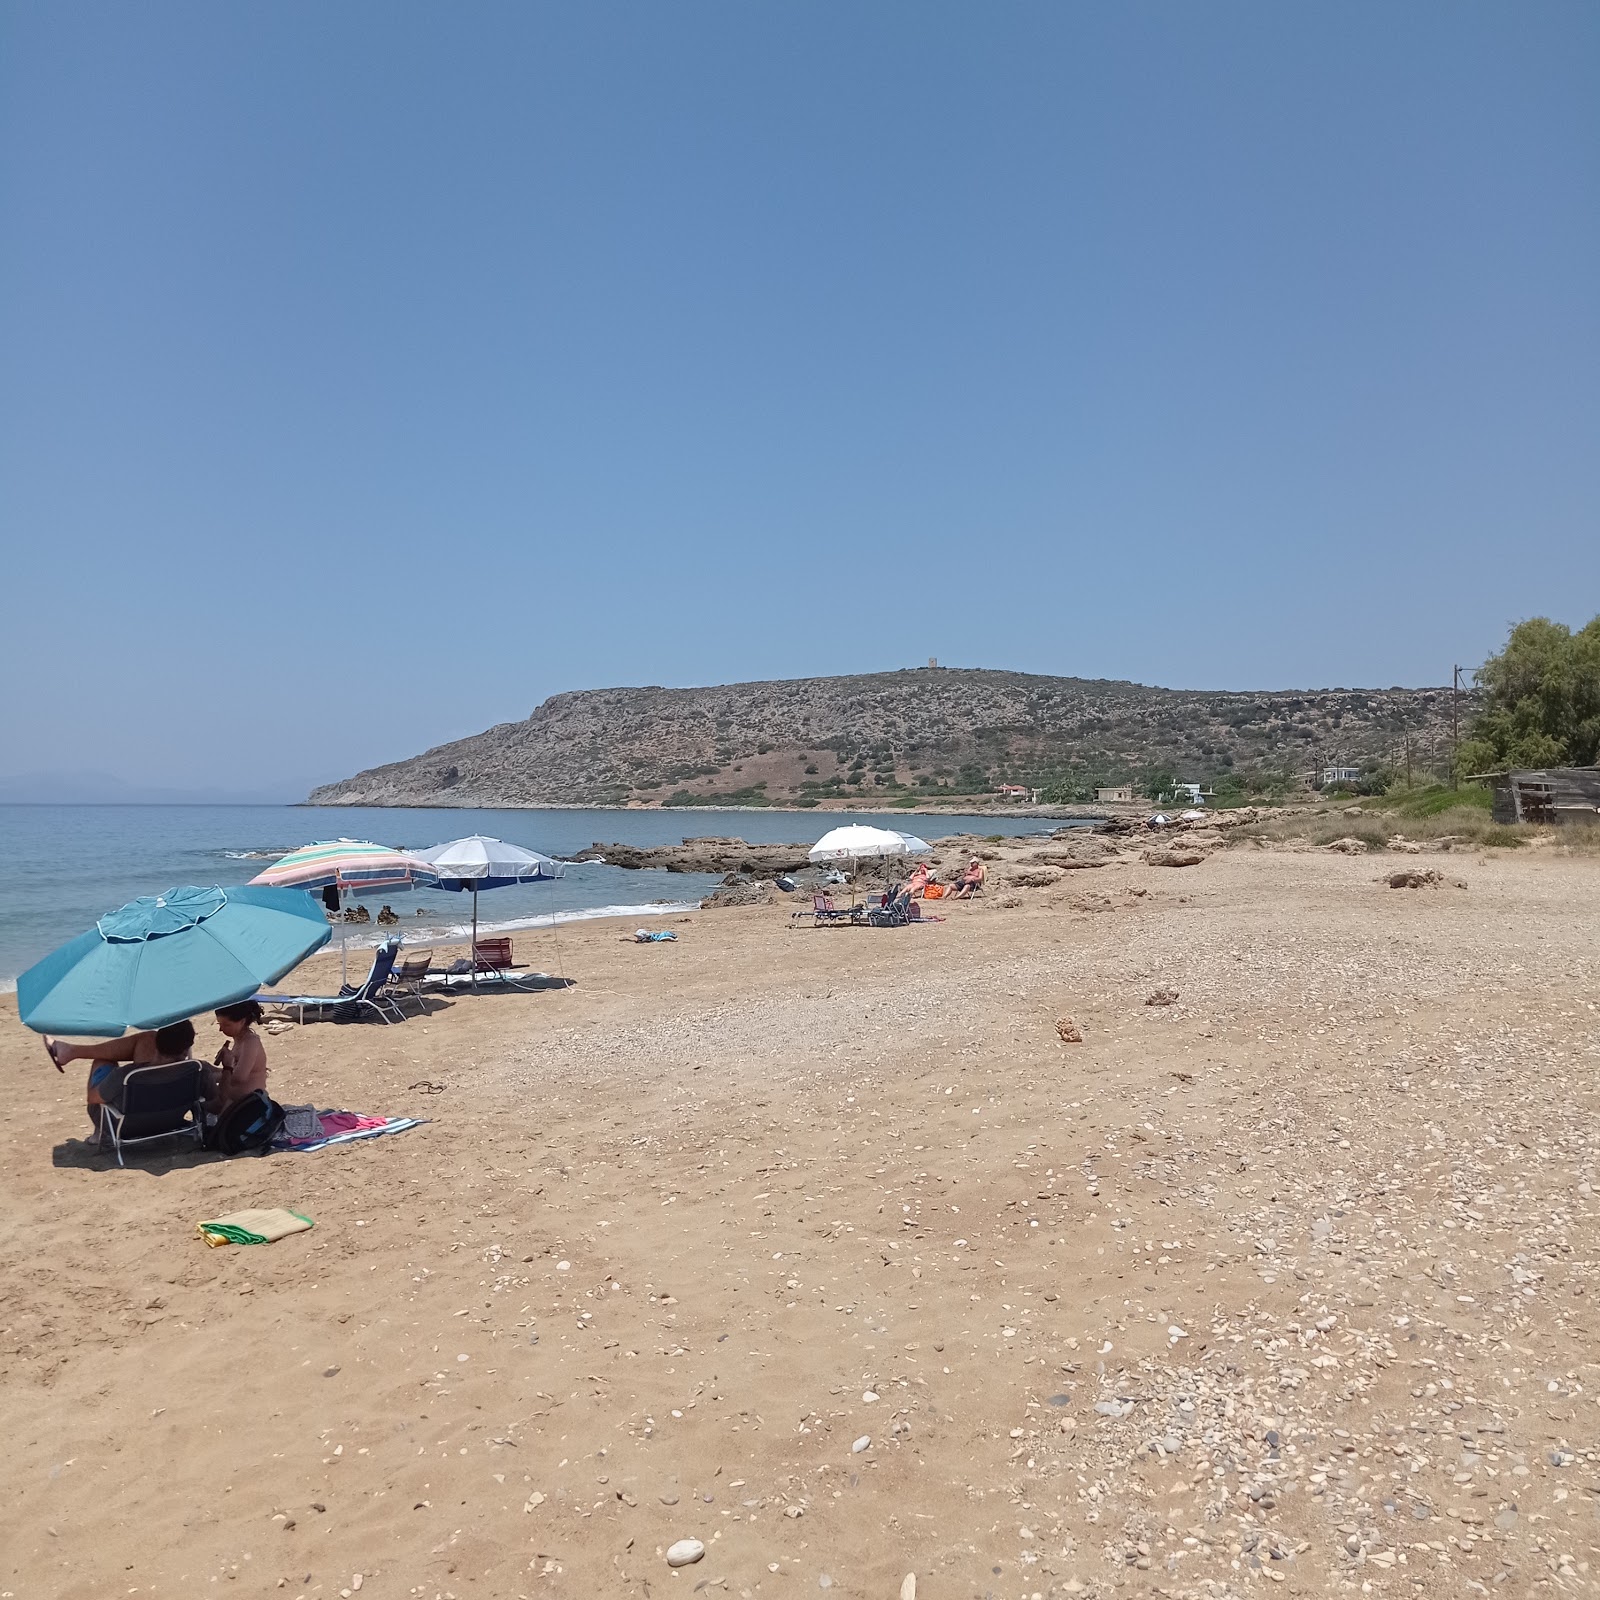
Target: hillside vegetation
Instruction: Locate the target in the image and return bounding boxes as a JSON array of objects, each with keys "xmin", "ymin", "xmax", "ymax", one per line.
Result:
[{"xmin": 308, "ymin": 667, "xmax": 1468, "ymax": 808}]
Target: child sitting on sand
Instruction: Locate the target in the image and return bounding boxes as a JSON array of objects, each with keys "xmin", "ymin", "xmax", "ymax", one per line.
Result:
[{"xmin": 205, "ymin": 1000, "xmax": 269, "ymax": 1116}]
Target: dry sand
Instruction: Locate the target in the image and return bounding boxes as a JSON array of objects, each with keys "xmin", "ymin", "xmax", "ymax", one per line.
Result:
[{"xmin": 3, "ymin": 844, "xmax": 1600, "ymax": 1600}]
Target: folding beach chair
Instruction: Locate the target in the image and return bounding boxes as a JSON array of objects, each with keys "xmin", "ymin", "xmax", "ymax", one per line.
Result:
[
  {"xmin": 260, "ymin": 938, "xmax": 406, "ymax": 1024},
  {"xmin": 95, "ymin": 1060, "xmax": 206, "ymax": 1168},
  {"xmin": 384, "ymin": 947, "xmax": 434, "ymax": 1014},
  {"xmin": 808, "ymin": 891, "xmax": 862, "ymax": 926},
  {"xmin": 452, "ymin": 935, "xmax": 550, "ymax": 991}
]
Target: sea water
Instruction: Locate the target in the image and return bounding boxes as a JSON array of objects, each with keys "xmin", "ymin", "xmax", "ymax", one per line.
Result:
[{"xmin": 0, "ymin": 804, "xmax": 1071, "ymax": 989}]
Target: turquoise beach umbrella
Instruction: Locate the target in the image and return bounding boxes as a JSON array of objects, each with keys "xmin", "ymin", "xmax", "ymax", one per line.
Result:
[{"xmin": 16, "ymin": 884, "xmax": 331, "ymax": 1037}]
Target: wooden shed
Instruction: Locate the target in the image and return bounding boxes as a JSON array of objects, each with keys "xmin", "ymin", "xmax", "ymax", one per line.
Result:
[{"xmin": 1482, "ymin": 767, "xmax": 1600, "ymax": 825}]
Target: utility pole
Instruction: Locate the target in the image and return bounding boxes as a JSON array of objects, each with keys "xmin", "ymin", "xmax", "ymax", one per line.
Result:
[{"xmin": 1451, "ymin": 665, "xmax": 1461, "ymax": 777}]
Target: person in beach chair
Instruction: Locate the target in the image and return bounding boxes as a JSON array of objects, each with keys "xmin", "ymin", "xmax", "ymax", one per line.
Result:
[
  {"xmin": 887, "ymin": 861, "xmax": 931, "ymax": 916},
  {"xmin": 948, "ymin": 857, "xmax": 987, "ymax": 899},
  {"xmin": 45, "ymin": 1019, "xmax": 198, "ymax": 1132}
]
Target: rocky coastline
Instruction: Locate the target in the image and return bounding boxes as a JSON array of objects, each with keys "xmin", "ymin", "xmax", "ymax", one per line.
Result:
[{"xmin": 569, "ymin": 812, "xmax": 1272, "ymax": 909}]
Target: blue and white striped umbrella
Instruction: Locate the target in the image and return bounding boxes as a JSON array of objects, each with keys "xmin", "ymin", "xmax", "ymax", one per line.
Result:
[
  {"xmin": 414, "ymin": 835, "xmax": 564, "ymax": 890},
  {"xmin": 413, "ymin": 836, "xmax": 564, "ymax": 979}
]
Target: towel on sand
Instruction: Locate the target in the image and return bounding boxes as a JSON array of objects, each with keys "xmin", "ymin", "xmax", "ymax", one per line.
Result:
[
  {"xmin": 198, "ymin": 1208, "xmax": 315, "ymax": 1248},
  {"xmin": 273, "ymin": 1110, "xmax": 427, "ymax": 1153}
]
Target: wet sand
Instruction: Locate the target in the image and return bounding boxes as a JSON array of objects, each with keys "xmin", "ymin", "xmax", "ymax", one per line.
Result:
[{"xmin": 3, "ymin": 844, "xmax": 1599, "ymax": 1599}]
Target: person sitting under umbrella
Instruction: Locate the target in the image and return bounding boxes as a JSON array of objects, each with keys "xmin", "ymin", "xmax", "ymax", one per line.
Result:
[{"xmin": 45, "ymin": 1020, "xmax": 197, "ymax": 1131}]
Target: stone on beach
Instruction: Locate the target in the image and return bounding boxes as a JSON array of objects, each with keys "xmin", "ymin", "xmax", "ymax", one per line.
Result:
[
  {"xmin": 1387, "ymin": 867, "xmax": 1444, "ymax": 888},
  {"xmin": 1142, "ymin": 845, "xmax": 1205, "ymax": 866}
]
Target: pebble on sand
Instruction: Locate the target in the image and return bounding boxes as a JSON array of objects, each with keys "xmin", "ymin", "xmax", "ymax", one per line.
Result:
[
  {"xmin": 851, "ymin": 1435, "xmax": 871, "ymax": 1453},
  {"xmin": 665, "ymin": 1538, "xmax": 705, "ymax": 1567}
]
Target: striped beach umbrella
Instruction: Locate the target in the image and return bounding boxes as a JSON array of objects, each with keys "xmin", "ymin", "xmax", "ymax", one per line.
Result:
[
  {"xmin": 249, "ymin": 840, "xmax": 440, "ymax": 894},
  {"xmin": 251, "ymin": 840, "xmax": 439, "ymax": 982}
]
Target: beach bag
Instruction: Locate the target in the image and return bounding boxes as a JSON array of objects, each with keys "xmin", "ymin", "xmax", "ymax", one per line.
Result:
[
  {"xmin": 923, "ymin": 883, "xmax": 946, "ymax": 900},
  {"xmin": 279, "ymin": 1104, "xmax": 323, "ymax": 1143},
  {"xmin": 212, "ymin": 1090, "xmax": 285, "ymax": 1156}
]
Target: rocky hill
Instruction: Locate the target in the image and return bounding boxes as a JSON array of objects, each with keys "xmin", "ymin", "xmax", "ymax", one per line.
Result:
[{"xmin": 307, "ymin": 668, "xmax": 1471, "ymax": 808}]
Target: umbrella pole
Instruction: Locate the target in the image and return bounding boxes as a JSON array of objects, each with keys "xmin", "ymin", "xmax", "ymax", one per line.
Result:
[
  {"xmin": 339, "ymin": 886, "xmax": 348, "ymax": 985},
  {"xmin": 471, "ymin": 888, "xmax": 479, "ymax": 991}
]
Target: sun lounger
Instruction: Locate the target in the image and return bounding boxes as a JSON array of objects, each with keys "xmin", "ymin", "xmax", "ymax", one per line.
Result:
[
  {"xmin": 260, "ymin": 938, "xmax": 406, "ymax": 1024},
  {"xmin": 426, "ymin": 936, "xmax": 570, "ymax": 992},
  {"xmin": 96, "ymin": 1060, "xmax": 206, "ymax": 1167},
  {"xmin": 420, "ymin": 968, "xmax": 574, "ymax": 992}
]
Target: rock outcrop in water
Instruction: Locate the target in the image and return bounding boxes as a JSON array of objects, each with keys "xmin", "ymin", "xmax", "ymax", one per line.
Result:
[
  {"xmin": 570, "ymin": 839, "xmax": 818, "ymax": 876},
  {"xmin": 307, "ymin": 667, "xmax": 1468, "ymax": 808}
]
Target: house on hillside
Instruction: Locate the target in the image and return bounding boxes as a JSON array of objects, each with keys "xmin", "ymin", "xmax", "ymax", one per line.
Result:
[
  {"xmin": 1096, "ymin": 785, "xmax": 1135, "ymax": 804},
  {"xmin": 995, "ymin": 784, "xmax": 1034, "ymax": 802},
  {"xmin": 1479, "ymin": 767, "xmax": 1600, "ymax": 825},
  {"xmin": 1172, "ymin": 783, "xmax": 1212, "ymax": 805},
  {"xmin": 1321, "ymin": 765, "xmax": 1363, "ymax": 788}
]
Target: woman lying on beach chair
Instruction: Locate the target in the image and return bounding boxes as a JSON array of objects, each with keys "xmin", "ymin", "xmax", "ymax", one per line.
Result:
[{"xmin": 886, "ymin": 862, "xmax": 930, "ymax": 915}]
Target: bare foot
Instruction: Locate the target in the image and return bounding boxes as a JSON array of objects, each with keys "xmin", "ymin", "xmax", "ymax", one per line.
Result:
[{"xmin": 44, "ymin": 1037, "xmax": 69, "ymax": 1072}]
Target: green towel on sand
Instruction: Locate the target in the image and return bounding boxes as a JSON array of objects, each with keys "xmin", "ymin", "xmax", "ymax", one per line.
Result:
[{"xmin": 198, "ymin": 1208, "xmax": 314, "ymax": 1247}]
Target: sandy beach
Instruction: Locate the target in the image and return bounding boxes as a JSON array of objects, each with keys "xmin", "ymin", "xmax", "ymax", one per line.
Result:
[{"xmin": 4, "ymin": 840, "xmax": 1600, "ymax": 1599}]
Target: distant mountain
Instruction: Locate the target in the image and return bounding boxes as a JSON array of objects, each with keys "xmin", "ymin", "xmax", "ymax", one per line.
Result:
[
  {"xmin": 0, "ymin": 770, "xmax": 313, "ymax": 805},
  {"xmin": 306, "ymin": 667, "xmax": 1474, "ymax": 808}
]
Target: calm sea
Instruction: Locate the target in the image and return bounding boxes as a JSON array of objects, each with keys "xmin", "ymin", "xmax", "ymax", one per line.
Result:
[{"xmin": 0, "ymin": 804, "xmax": 1069, "ymax": 989}]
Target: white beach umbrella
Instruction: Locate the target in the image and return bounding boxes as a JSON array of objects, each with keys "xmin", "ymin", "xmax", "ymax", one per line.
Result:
[
  {"xmin": 807, "ymin": 824, "xmax": 930, "ymax": 863},
  {"xmin": 808, "ymin": 825, "xmax": 931, "ymax": 903}
]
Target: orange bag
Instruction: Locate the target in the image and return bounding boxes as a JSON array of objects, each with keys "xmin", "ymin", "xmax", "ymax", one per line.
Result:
[{"xmin": 923, "ymin": 883, "xmax": 946, "ymax": 900}]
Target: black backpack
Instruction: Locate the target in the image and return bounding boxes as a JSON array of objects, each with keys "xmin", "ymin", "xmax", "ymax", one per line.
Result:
[{"xmin": 212, "ymin": 1090, "xmax": 285, "ymax": 1155}]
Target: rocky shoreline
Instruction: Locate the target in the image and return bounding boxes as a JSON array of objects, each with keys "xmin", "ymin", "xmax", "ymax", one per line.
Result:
[{"xmin": 570, "ymin": 811, "xmax": 1273, "ymax": 909}]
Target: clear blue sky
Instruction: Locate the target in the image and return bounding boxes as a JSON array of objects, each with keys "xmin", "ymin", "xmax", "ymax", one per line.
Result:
[{"xmin": 3, "ymin": 3, "xmax": 1596, "ymax": 797}]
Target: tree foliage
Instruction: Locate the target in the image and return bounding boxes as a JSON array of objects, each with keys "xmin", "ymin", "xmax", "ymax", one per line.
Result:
[{"xmin": 1457, "ymin": 616, "xmax": 1600, "ymax": 775}]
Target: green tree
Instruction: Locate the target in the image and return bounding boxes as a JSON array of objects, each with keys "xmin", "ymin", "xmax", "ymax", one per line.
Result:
[
  {"xmin": 1140, "ymin": 765, "xmax": 1177, "ymax": 802},
  {"xmin": 1457, "ymin": 616, "xmax": 1600, "ymax": 775}
]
